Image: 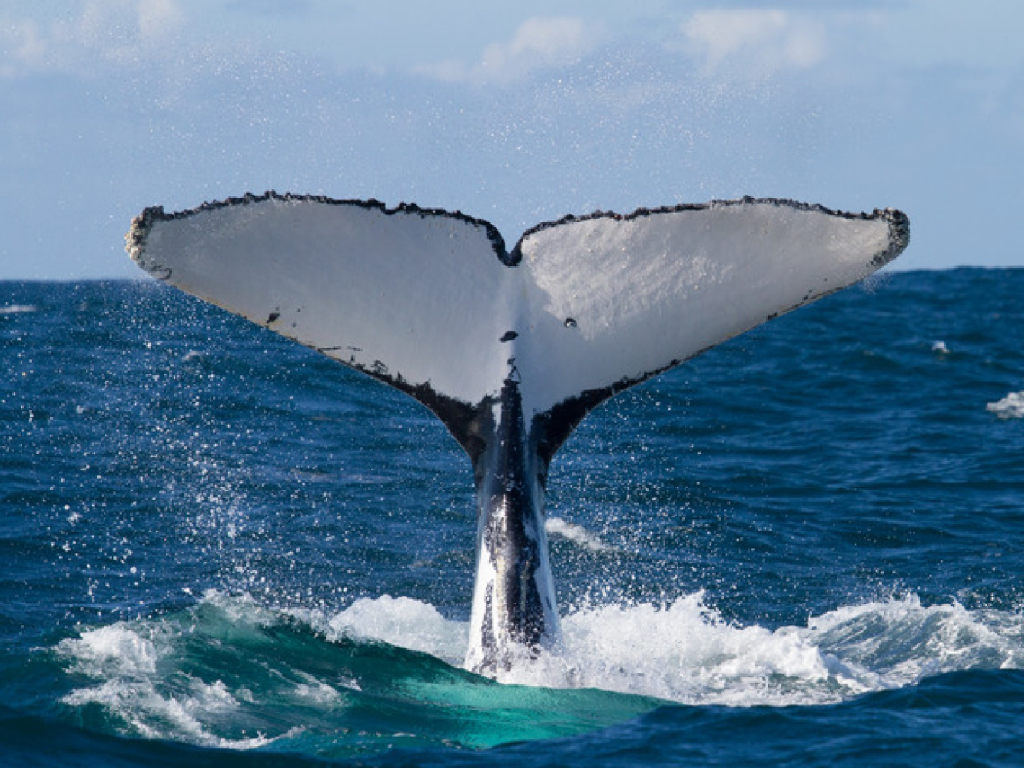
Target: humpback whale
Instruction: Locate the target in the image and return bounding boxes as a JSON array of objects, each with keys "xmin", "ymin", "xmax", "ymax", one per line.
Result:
[{"xmin": 127, "ymin": 192, "xmax": 909, "ymax": 675}]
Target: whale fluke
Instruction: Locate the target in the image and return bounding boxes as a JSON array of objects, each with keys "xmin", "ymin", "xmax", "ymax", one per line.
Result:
[{"xmin": 128, "ymin": 192, "xmax": 908, "ymax": 674}]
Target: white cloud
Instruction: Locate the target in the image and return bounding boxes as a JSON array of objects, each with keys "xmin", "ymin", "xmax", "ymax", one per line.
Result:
[
  {"xmin": 414, "ymin": 16, "xmax": 597, "ymax": 85},
  {"xmin": 0, "ymin": 1, "xmax": 185, "ymax": 78},
  {"xmin": 682, "ymin": 9, "xmax": 827, "ymax": 78}
]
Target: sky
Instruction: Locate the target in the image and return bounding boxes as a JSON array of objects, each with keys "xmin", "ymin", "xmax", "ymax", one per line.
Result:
[{"xmin": 1, "ymin": 0, "xmax": 1022, "ymax": 278}]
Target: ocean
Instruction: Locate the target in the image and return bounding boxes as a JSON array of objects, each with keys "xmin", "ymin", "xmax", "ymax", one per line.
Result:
[{"xmin": 1, "ymin": 268, "xmax": 1022, "ymax": 766}]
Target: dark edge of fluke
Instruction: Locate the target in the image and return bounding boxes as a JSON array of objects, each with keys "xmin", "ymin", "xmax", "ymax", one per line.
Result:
[
  {"xmin": 126, "ymin": 190, "xmax": 511, "ymax": 266},
  {"xmin": 510, "ymin": 196, "xmax": 909, "ymax": 268},
  {"xmin": 127, "ymin": 190, "xmax": 909, "ymax": 272}
]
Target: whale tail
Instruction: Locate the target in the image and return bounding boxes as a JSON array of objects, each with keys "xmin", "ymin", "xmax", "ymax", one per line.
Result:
[{"xmin": 128, "ymin": 193, "xmax": 908, "ymax": 673}]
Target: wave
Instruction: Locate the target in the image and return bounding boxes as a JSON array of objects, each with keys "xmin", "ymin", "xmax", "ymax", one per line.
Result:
[{"xmin": 50, "ymin": 590, "xmax": 1024, "ymax": 754}]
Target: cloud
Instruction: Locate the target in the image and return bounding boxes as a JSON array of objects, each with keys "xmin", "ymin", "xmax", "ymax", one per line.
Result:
[
  {"xmin": 414, "ymin": 16, "xmax": 597, "ymax": 85},
  {"xmin": 682, "ymin": 9, "xmax": 827, "ymax": 78},
  {"xmin": 0, "ymin": 18, "xmax": 46, "ymax": 76},
  {"xmin": 0, "ymin": 0, "xmax": 185, "ymax": 78}
]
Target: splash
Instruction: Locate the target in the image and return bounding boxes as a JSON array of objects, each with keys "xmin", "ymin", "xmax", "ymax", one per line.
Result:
[
  {"xmin": 484, "ymin": 593, "xmax": 1024, "ymax": 703},
  {"xmin": 545, "ymin": 516, "xmax": 614, "ymax": 552}
]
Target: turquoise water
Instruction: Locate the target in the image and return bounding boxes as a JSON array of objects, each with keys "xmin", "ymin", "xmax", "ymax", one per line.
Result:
[{"xmin": 1, "ymin": 270, "xmax": 1023, "ymax": 765}]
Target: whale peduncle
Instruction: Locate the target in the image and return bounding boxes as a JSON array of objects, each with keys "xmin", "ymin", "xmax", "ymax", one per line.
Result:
[{"xmin": 465, "ymin": 377, "xmax": 560, "ymax": 674}]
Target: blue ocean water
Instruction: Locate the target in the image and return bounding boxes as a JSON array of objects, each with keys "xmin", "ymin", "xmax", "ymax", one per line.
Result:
[{"xmin": 1, "ymin": 269, "xmax": 1022, "ymax": 766}]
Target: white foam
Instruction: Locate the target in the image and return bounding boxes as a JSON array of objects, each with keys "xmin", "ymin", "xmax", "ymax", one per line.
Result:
[
  {"xmin": 549, "ymin": 593, "xmax": 1022, "ymax": 705},
  {"xmin": 59, "ymin": 623, "xmax": 160, "ymax": 677},
  {"xmin": 806, "ymin": 594, "xmax": 1024, "ymax": 685},
  {"xmin": 0, "ymin": 304, "xmax": 38, "ymax": 314},
  {"xmin": 62, "ymin": 677, "xmax": 283, "ymax": 749},
  {"xmin": 57, "ymin": 605, "xmax": 299, "ymax": 749},
  {"xmin": 545, "ymin": 517, "xmax": 614, "ymax": 552},
  {"xmin": 498, "ymin": 593, "xmax": 836, "ymax": 705},
  {"xmin": 987, "ymin": 391, "xmax": 1024, "ymax": 419},
  {"xmin": 324, "ymin": 594, "xmax": 467, "ymax": 665}
]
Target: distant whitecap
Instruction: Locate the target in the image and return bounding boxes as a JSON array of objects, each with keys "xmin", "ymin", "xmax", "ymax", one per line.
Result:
[{"xmin": 987, "ymin": 391, "xmax": 1024, "ymax": 419}]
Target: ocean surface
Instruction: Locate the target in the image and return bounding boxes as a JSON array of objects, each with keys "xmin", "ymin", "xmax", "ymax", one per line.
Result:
[{"xmin": 1, "ymin": 268, "xmax": 1022, "ymax": 766}]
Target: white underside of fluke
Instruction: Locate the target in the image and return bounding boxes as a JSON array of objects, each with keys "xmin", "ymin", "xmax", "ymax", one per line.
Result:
[
  {"xmin": 127, "ymin": 195, "xmax": 907, "ymax": 427},
  {"xmin": 513, "ymin": 204, "xmax": 900, "ymax": 418},
  {"xmin": 131, "ymin": 197, "xmax": 511, "ymax": 407}
]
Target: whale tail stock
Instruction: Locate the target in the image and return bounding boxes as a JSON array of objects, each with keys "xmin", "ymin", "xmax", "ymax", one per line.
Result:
[{"xmin": 127, "ymin": 193, "xmax": 909, "ymax": 675}]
